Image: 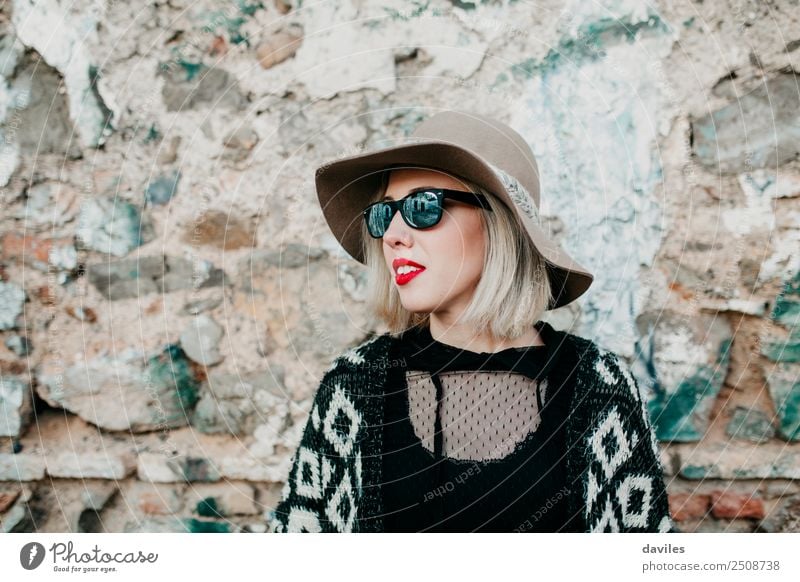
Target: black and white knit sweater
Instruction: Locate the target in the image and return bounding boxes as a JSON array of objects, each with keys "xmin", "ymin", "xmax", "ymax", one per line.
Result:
[{"xmin": 268, "ymin": 325, "xmax": 678, "ymax": 533}]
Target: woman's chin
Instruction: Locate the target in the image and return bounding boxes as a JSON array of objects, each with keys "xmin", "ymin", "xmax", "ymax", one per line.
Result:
[{"xmin": 397, "ymin": 298, "xmax": 434, "ymax": 314}]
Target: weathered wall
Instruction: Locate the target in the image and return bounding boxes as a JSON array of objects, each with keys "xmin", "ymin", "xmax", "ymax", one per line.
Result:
[{"xmin": 1, "ymin": 0, "xmax": 800, "ymax": 533}]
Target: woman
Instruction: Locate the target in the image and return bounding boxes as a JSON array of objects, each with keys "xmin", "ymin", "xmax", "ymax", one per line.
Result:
[{"xmin": 269, "ymin": 110, "xmax": 677, "ymax": 533}]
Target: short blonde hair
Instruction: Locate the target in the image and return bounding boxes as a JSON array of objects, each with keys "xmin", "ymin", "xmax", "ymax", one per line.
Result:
[{"xmin": 360, "ymin": 169, "xmax": 554, "ymax": 339}]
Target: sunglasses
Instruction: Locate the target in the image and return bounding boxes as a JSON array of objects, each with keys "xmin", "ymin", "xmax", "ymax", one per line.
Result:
[{"xmin": 363, "ymin": 188, "xmax": 493, "ymax": 238}]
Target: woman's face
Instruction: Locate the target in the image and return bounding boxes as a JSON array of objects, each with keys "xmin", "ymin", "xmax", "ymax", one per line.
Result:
[{"xmin": 381, "ymin": 168, "xmax": 487, "ymax": 321}]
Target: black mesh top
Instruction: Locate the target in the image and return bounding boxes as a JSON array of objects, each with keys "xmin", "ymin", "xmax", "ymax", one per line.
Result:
[{"xmin": 381, "ymin": 320, "xmax": 582, "ymax": 532}]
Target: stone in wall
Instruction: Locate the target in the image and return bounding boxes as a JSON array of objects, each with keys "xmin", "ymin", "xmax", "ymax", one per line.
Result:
[
  {"xmin": 182, "ymin": 210, "xmax": 255, "ymax": 250},
  {"xmin": 0, "ymin": 484, "xmax": 22, "ymax": 514},
  {"xmin": 144, "ymin": 169, "xmax": 181, "ymax": 206},
  {"xmin": 668, "ymin": 492, "xmax": 710, "ymax": 522},
  {"xmin": 0, "ymin": 375, "xmax": 32, "ymax": 438},
  {"xmin": 679, "ymin": 442, "xmax": 800, "ymax": 479},
  {"xmin": 87, "ymin": 255, "xmax": 228, "ymax": 301},
  {"xmin": 632, "ymin": 312, "xmax": 733, "ymax": 442},
  {"xmin": 0, "ymin": 485, "xmax": 34, "ymax": 533},
  {"xmin": 692, "ymin": 74, "xmax": 800, "ymax": 174},
  {"xmin": 179, "ymin": 314, "xmax": 224, "ymax": 366},
  {"xmin": 159, "ymin": 61, "xmax": 245, "ymax": 112},
  {"xmin": 137, "ymin": 453, "xmax": 220, "ymax": 483},
  {"xmin": 217, "ymin": 454, "xmax": 290, "ymax": 483},
  {"xmin": 725, "ymin": 406, "xmax": 776, "ymax": 444},
  {"xmin": 256, "ymin": 25, "xmax": 303, "ymax": 70},
  {"xmin": 9, "ymin": 181, "xmax": 80, "ymax": 231},
  {"xmin": 36, "ymin": 344, "xmax": 202, "ymax": 432},
  {"xmin": 76, "ymin": 482, "xmax": 119, "ymax": 532},
  {"xmin": 221, "ymin": 126, "xmax": 259, "ymax": 163},
  {"xmin": 45, "ymin": 452, "xmax": 135, "ymax": 480},
  {"xmin": 764, "ymin": 269, "xmax": 800, "ymax": 336},
  {"xmin": 0, "ymin": 452, "xmax": 46, "ymax": 481},
  {"xmin": 709, "ymin": 489, "xmax": 765, "ymax": 520},
  {"xmin": 0, "ymin": 22, "xmax": 26, "ymax": 187},
  {"xmin": 191, "ymin": 367, "xmax": 288, "ymax": 438},
  {"xmin": 11, "ymin": 0, "xmax": 116, "ymax": 149},
  {"xmin": 137, "ymin": 449, "xmax": 289, "ymax": 485},
  {"xmin": 757, "ymin": 494, "xmax": 800, "ymax": 533},
  {"xmin": 4, "ymin": 52, "xmax": 83, "ymax": 162},
  {"xmin": 128, "ymin": 481, "xmax": 185, "ymax": 517},
  {"xmin": 181, "ymin": 296, "xmax": 222, "ymax": 316},
  {"xmin": 1, "ymin": 232, "xmax": 77, "ymax": 283},
  {"xmin": 761, "ymin": 269, "xmax": 800, "ymax": 441},
  {"xmin": 0, "ymin": 280, "xmax": 26, "ymax": 331},
  {"xmin": 282, "ymin": 2, "xmax": 394, "ymax": 99},
  {"xmin": 76, "ymin": 197, "xmax": 156, "ymax": 257},
  {"xmin": 764, "ymin": 362, "xmax": 800, "ymax": 442},
  {"xmin": 740, "ymin": 163, "xmax": 800, "ymax": 286}
]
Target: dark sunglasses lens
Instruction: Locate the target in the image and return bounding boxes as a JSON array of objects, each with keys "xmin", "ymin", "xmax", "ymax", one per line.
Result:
[
  {"xmin": 366, "ymin": 203, "xmax": 394, "ymax": 237},
  {"xmin": 405, "ymin": 191, "xmax": 441, "ymax": 228}
]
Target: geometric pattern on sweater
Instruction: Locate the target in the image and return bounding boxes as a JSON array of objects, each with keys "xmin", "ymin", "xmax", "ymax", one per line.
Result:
[
  {"xmin": 268, "ymin": 328, "xmax": 679, "ymax": 533},
  {"xmin": 273, "ymin": 384, "xmax": 364, "ymax": 533},
  {"xmin": 584, "ymin": 350, "xmax": 673, "ymax": 533}
]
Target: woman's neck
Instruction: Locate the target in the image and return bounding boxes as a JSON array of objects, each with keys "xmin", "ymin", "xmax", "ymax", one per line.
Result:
[{"xmin": 427, "ymin": 318, "xmax": 545, "ymax": 353}]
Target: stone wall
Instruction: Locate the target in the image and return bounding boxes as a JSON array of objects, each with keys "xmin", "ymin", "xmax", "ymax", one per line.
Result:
[{"xmin": 1, "ymin": 0, "xmax": 800, "ymax": 533}]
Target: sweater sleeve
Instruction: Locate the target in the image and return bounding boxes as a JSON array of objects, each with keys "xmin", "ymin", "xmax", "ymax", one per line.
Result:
[
  {"xmin": 268, "ymin": 359, "xmax": 364, "ymax": 533},
  {"xmin": 584, "ymin": 350, "xmax": 679, "ymax": 533}
]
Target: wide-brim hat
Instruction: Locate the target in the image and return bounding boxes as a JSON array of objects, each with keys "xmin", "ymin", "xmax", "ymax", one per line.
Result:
[{"xmin": 314, "ymin": 109, "xmax": 594, "ymax": 310}]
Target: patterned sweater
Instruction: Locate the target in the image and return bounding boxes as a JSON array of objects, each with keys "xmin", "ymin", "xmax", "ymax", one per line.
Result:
[{"xmin": 268, "ymin": 326, "xmax": 679, "ymax": 533}]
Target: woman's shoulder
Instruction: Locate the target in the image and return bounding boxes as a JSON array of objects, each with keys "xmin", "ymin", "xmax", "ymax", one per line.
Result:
[
  {"xmin": 308, "ymin": 333, "xmax": 395, "ymax": 409},
  {"xmin": 547, "ymin": 326, "xmax": 645, "ymax": 404},
  {"xmin": 545, "ymin": 324, "xmax": 599, "ymax": 374},
  {"xmin": 324, "ymin": 332, "xmax": 395, "ymax": 375}
]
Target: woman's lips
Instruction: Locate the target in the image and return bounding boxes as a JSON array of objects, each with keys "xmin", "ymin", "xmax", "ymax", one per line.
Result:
[{"xmin": 395, "ymin": 267, "xmax": 425, "ymax": 286}]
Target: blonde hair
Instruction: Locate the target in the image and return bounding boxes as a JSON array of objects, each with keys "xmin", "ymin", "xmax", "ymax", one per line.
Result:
[{"xmin": 360, "ymin": 169, "xmax": 554, "ymax": 340}]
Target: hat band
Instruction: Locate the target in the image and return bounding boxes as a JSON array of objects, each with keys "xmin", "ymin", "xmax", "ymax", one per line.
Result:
[{"xmin": 486, "ymin": 162, "xmax": 541, "ymax": 225}]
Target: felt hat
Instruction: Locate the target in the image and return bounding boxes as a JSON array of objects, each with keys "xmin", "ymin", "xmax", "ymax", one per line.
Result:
[{"xmin": 315, "ymin": 109, "xmax": 594, "ymax": 309}]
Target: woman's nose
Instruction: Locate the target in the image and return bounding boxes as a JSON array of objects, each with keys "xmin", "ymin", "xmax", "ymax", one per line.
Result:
[{"xmin": 382, "ymin": 209, "xmax": 412, "ymax": 248}]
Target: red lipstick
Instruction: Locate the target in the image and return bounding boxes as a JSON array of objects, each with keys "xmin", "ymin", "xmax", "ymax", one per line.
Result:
[{"xmin": 392, "ymin": 258, "xmax": 426, "ymax": 286}]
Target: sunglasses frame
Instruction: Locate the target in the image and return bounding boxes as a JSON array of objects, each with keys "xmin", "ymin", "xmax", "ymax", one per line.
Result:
[{"xmin": 362, "ymin": 188, "xmax": 493, "ymax": 238}]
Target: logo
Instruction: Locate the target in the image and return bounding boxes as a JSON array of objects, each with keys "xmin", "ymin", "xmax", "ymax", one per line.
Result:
[{"xmin": 20, "ymin": 542, "xmax": 46, "ymax": 570}]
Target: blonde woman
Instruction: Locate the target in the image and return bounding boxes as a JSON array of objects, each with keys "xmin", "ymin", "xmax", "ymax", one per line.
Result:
[{"xmin": 270, "ymin": 110, "xmax": 677, "ymax": 533}]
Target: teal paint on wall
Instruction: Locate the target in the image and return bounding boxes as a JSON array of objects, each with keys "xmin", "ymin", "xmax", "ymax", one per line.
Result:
[
  {"xmin": 201, "ymin": 1, "xmax": 265, "ymax": 46},
  {"xmin": 761, "ymin": 337, "xmax": 800, "ymax": 363},
  {"xmin": 680, "ymin": 465, "xmax": 710, "ymax": 479},
  {"xmin": 725, "ymin": 406, "xmax": 776, "ymax": 443},
  {"xmin": 766, "ymin": 364, "xmax": 800, "ymax": 441},
  {"xmin": 650, "ymin": 338, "xmax": 733, "ymax": 442},
  {"xmin": 507, "ymin": 13, "xmax": 669, "ymax": 82},
  {"xmin": 196, "ymin": 497, "xmax": 223, "ymax": 518},
  {"xmin": 146, "ymin": 344, "xmax": 201, "ymax": 414},
  {"xmin": 178, "ymin": 60, "xmax": 204, "ymax": 82},
  {"xmin": 770, "ymin": 270, "xmax": 800, "ymax": 329},
  {"xmin": 764, "ymin": 270, "xmax": 800, "ymax": 440}
]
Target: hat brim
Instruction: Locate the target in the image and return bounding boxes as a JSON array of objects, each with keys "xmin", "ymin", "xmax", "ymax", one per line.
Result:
[{"xmin": 315, "ymin": 138, "xmax": 594, "ymax": 309}]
